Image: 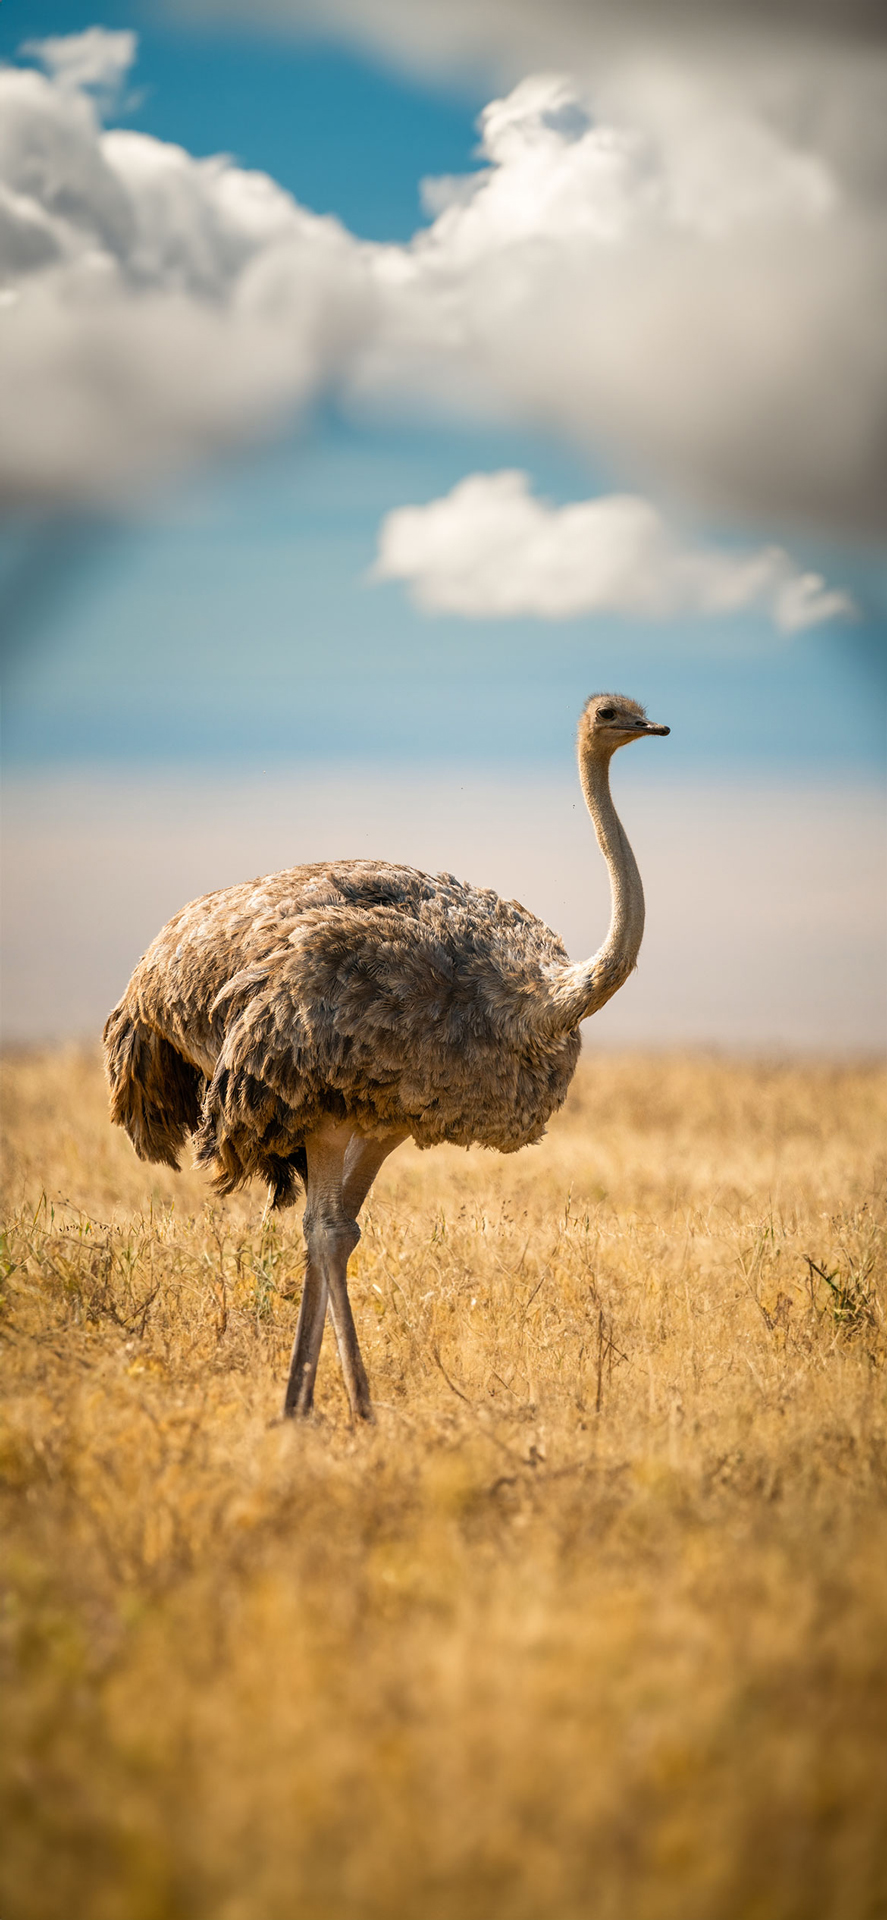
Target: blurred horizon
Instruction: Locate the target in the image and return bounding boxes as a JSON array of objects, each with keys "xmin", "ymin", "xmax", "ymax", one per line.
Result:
[{"xmin": 4, "ymin": 762, "xmax": 884, "ymax": 1054}]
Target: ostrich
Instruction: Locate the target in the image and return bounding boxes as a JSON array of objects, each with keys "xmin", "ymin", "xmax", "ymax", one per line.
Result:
[{"xmin": 104, "ymin": 693, "xmax": 668, "ymax": 1421}]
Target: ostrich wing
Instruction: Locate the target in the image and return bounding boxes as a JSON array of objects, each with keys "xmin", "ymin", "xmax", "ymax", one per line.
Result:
[{"xmin": 193, "ymin": 894, "xmax": 580, "ymax": 1194}]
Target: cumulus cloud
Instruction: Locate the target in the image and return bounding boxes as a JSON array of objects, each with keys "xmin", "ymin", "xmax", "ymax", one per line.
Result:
[
  {"xmin": 23, "ymin": 27, "xmax": 139, "ymax": 101},
  {"xmin": 2, "ymin": 28, "xmax": 886, "ymax": 531},
  {"xmin": 363, "ymin": 68, "xmax": 887, "ymax": 534},
  {"xmin": 178, "ymin": 0, "xmax": 887, "ymax": 533},
  {"xmin": 0, "ymin": 38, "xmax": 374, "ymax": 506},
  {"xmin": 177, "ymin": 0, "xmax": 887, "ymax": 85},
  {"xmin": 373, "ymin": 470, "xmax": 854, "ymax": 630}
]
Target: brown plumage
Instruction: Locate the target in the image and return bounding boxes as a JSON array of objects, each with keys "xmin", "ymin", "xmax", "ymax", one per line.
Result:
[{"xmin": 104, "ymin": 694, "xmax": 669, "ymax": 1421}]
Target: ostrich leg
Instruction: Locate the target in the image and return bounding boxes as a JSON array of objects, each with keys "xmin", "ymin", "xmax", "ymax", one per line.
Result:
[
  {"xmin": 342, "ymin": 1127, "xmax": 408, "ymax": 1218},
  {"xmin": 326, "ymin": 1129, "xmax": 407, "ymax": 1421},
  {"xmin": 282, "ymin": 1124, "xmax": 405, "ymax": 1422},
  {"xmin": 282, "ymin": 1253, "xmax": 328, "ymax": 1418},
  {"xmin": 324, "ymin": 1128, "xmax": 408, "ymax": 1420},
  {"xmin": 282, "ymin": 1121, "xmax": 351, "ymax": 1419}
]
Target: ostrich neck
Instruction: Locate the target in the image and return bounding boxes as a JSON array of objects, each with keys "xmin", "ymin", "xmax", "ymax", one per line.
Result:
[{"xmin": 544, "ymin": 748, "xmax": 645, "ymax": 1034}]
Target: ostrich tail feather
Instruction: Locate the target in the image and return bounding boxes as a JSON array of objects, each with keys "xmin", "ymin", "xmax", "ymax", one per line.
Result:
[{"xmin": 102, "ymin": 1003, "xmax": 203, "ymax": 1169}]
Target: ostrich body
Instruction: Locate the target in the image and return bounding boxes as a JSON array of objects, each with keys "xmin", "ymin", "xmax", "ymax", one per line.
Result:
[{"xmin": 104, "ymin": 694, "xmax": 668, "ymax": 1420}]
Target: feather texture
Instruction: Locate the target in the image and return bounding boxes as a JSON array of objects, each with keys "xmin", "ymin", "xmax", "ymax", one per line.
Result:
[{"xmin": 104, "ymin": 860, "xmax": 581, "ymax": 1205}]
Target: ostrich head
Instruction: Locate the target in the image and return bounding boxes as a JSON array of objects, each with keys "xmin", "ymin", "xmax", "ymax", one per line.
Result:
[{"xmin": 579, "ymin": 692, "xmax": 670, "ymax": 757}]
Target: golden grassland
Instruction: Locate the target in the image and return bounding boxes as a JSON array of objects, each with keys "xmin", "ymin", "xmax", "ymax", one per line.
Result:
[{"xmin": 2, "ymin": 1048, "xmax": 886, "ymax": 1920}]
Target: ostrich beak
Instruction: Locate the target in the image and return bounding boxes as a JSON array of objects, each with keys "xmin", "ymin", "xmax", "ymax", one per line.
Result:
[{"xmin": 643, "ymin": 721, "xmax": 670, "ymax": 735}]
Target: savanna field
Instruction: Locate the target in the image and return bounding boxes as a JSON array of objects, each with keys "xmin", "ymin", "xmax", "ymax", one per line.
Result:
[{"xmin": 2, "ymin": 1049, "xmax": 886, "ymax": 1920}]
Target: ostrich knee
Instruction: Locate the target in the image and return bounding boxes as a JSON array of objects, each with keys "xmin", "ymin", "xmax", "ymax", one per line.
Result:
[
  {"xmin": 303, "ymin": 1206, "xmax": 361, "ymax": 1261},
  {"xmin": 304, "ymin": 1212, "xmax": 372, "ymax": 1424}
]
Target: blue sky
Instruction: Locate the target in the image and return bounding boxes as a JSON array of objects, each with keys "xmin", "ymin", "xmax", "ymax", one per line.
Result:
[
  {"xmin": 3, "ymin": 412, "xmax": 885, "ymax": 774},
  {"xmin": 0, "ymin": 5, "xmax": 884, "ymax": 1044}
]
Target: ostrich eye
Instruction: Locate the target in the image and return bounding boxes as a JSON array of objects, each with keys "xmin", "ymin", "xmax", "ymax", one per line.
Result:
[{"xmin": 598, "ymin": 706, "xmax": 617, "ymax": 720}]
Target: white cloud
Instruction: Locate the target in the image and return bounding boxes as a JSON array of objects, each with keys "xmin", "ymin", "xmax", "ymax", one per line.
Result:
[
  {"xmin": 175, "ymin": 0, "xmax": 887, "ymax": 87},
  {"xmin": 1, "ymin": 29, "xmax": 886, "ymax": 531},
  {"xmin": 173, "ymin": 0, "xmax": 887, "ymax": 529},
  {"xmin": 0, "ymin": 46, "xmax": 375, "ymax": 506},
  {"xmin": 362, "ymin": 68, "xmax": 887, "ymax": 533},
  {"xmin": 373, "ymin": 470, "xmax": 854, "ymax": 629},
  {"xmin": 23, "ymin": 27, "xmax": 139, "ymax": 105}
]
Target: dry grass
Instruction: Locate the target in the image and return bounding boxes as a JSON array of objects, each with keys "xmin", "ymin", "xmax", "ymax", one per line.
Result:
[{"xmin": 2, "ymin": 1048, "xmax": 886, "ymax": 1920}]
